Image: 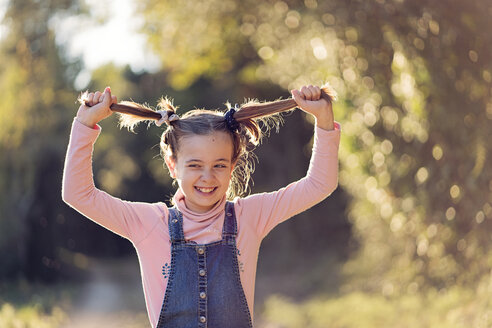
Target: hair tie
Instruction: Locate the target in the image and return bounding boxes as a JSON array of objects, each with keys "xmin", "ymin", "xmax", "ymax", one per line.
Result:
[
  {"xmin": 155, "ymin": 110, "xmax": 179, "ymax": 127},
  {"xmin": 224, "ymin": 105, "xmax": 240, "ymax": 132}
]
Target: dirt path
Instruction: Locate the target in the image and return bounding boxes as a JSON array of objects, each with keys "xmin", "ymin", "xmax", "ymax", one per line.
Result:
[{"xmin": 62, "ymin": 256, "xmax": 149, "ymax": 328}]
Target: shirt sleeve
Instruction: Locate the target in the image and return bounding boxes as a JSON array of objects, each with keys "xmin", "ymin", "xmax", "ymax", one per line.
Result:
[
  {"xmin": 61, "ymin": 117, "xmax": 168, "ymax": 245},
  {"xmin": 235, "ymin": 122, "xmax": 341, "ymax": 239}
]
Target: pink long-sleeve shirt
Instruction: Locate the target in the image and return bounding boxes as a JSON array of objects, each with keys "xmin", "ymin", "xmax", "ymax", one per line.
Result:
[{"xmin": 62, "ymin": 117, "xmax": 340, "ymax": 327}]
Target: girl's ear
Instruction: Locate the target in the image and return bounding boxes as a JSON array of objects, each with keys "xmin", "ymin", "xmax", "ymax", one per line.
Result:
[{"xmin": 165, "ymin": 155, "xmax": 177, "ymax": 178}]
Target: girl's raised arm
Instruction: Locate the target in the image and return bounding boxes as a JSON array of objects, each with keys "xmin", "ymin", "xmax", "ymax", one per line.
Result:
[
  {"xmin": 62, "ymin": 88, "xmax": 167, "ymax": 244},
  {"xmin": 237, "ymin": 85, "xmax": 340, "ymax": 239}
]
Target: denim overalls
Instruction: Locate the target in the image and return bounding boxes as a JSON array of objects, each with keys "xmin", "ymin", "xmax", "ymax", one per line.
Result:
[{"xmin": 156, "ymin": 202, "xmax": 253, "ymax": 328}]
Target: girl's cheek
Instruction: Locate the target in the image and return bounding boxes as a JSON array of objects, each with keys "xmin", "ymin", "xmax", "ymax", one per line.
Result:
[{"xmin": 188, "ymin": 170, "xmax": 203, "ymax": 179}]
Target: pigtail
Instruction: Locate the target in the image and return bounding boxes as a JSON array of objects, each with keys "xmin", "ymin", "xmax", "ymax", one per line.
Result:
[
  {"xmin": 78, "ymin": 91, "xmax": 162, "ymax": 132},
  {"xmin": 157, "ymin": 96, "xmax": 178, "ymax": 113},
  {"xmin": 320, "ymin": 82, "xmax": 338, "ymax": 104},
  {"xmin": 78, "ymin": 90, "xmax": 179, "ymax": 132},
  {"xmin": 117, "ymin": 97, "xmax": 179, "ymax": 132},
  {"xmin": 232, "ymin": 82, "xmax": 337, "ymax": 144},
  {"xmin": 116, "ymin": 101, "xmax": 160, "ymax": 132},
  {"xmin": 235, "ymin": 82, "xmax": 337, "ymax": 121}
]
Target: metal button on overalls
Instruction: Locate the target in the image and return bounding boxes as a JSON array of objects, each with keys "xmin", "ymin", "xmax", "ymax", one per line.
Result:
[{"xmin": 156, "ymin": 202, "xmax": 253, "ymax": 328}]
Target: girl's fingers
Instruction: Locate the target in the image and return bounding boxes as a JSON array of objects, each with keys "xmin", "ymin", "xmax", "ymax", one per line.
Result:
[
  {"xmin": 300, "ymin": 86, "xmax": 313, "ymax": 100},
  {"xmin": 101, "ymin": 90, "xmax": 109, "ymax": 103},
  {"xmin": 93, "ymin": 91, "xmax": 102, "ymax": 104},
  {"xmin": 300, "ymin": 85, "xmax": 322, "ymax": 101},
  {"xmin": 312, "ymin": 86, "xmax": 321, "ymax": 100},
  {"xmin": 83, "ymin": 88, "xmax": 115, "ymax": 108},
  {"xmin": 87, "ymin": 92, "xmax": 94, "ymax": 106},
  {"xmin": 307, "ymin": 85, "xmax": 321, "ymax": 100},
  {"xmin": 101, "ymin": 87, "xmax": 112, "ymax": 106},
  {"xmin": 307, "ymin": 85, "xmax": 318, "ymax": 100}
]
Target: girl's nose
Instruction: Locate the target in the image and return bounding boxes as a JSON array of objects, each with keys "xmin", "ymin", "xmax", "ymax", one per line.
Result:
[{"xmin": 200, "ymin": 168, "xmax": 215, "ymax": 181}]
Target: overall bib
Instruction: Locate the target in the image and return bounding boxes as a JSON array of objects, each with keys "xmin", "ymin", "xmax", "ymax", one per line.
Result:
[{"xmin": 156, "ymin": 202, "xmax": 253, "ymax": 328}]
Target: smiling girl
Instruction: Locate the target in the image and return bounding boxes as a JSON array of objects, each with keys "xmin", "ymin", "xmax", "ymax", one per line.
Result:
[{"xmin": 62, "ymin": 84, "xmax": 340, "ymax": 327}]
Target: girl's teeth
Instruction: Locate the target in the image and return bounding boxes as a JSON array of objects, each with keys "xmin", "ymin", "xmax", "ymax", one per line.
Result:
[{"xmin": 196, "ymin": 187, "xmax": 214, "ymax": 193}]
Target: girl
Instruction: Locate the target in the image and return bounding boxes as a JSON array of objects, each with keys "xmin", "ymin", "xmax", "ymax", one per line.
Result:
[{"xmin": 62, "ymin": 84, "xmax": 340, "ymax": 327}]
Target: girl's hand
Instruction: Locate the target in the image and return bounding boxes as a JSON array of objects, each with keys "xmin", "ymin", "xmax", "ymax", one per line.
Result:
[
  {"xmin": 76, "ymin": 87, "xmax": 117, "ymax": 128},
  {"xmin": 291, "ymin": 85, "xmax": 334, "ymax": 130}
]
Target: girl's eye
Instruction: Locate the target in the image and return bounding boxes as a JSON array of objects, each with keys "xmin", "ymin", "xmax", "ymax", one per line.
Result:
[
  {"xmin": 188, "ymin": 164, "xmax": 200, "ymax": 168},
  {"xmin": 215, "ymin": 164, "xmax": 227, "ymax": 168}
]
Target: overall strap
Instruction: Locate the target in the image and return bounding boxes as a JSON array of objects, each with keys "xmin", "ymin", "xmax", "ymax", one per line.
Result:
[
  {"xmin": 168, "ymin": 207, "xmax": 185, "ymax": 244},
  {"xmin": 222, "ymin": 201, "xmax": 238, "ymax": 238}
]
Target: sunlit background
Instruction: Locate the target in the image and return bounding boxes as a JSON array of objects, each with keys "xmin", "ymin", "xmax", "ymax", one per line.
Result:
[{"xmin": 0, "ymin": 0, "xmax": 491, "ymax": 327}]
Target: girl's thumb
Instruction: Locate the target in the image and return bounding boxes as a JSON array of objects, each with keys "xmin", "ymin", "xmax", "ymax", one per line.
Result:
[
  {"xmin": 291, "ymin": 89, "xmax": 307, "ymax": 108},
  {"xmin": 102, "ymin": 86, "xmax": 112, "ymax": 105}
]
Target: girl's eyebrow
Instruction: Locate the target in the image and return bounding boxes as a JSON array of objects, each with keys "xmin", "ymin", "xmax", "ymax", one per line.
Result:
[
  {"xmin": 185, "ymin": 158, "xmax": 230, "ymax": 163},
  {"xmin": 185, "ymin": 159, "xmax": 203, "ymax": 163}
]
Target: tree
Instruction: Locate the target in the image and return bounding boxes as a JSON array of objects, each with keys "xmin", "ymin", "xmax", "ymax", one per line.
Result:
[{"xmin": 0, "ymin": 0, "xmax": 85, "ymax": 281}]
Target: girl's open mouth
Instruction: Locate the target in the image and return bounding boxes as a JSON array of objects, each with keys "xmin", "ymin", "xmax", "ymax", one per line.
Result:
[{"xmin": 194, "ymin": 186, "xmax": 217, "ymax": 194}]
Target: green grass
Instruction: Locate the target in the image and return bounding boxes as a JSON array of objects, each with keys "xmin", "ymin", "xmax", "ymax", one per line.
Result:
[
  {"xmin": 258, "ymin": 285, "xmax": 492, "ymax": 328},
  {"xmin": 0, "ymin": 303, "xmax": 66, "ymax": 328},
  {"xmin": 0, "ymin": 281, "xmax": 77, "ymax": 328}
]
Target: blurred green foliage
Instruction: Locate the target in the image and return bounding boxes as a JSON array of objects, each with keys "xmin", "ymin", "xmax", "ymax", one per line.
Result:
[
  {"xmin": 0, "ymin": 303, "xmax": 66, "ymax": 328},
  {"xmin": 259, "ymin": 282, "xmax": 492, "ymax": 327},
  {"xmin": 0, "ymin": 0, "xmax": 87, "ymax": 280}
]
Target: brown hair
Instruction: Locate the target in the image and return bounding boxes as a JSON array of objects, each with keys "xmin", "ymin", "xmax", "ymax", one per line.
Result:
[{"xmin": 94, "ymin": 84, "xmax": 336, "ymax": 199}]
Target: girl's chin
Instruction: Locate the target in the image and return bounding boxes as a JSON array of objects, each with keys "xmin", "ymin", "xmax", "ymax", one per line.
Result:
[{"xmin": 186, "ymin": 200, "xmax": 220, "ymax": 213}]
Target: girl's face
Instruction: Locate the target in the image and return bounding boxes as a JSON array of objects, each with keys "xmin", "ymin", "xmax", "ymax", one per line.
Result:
[{"xmin": 166, "ymin": 131, "xmax": 234, "ymax": 213}]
